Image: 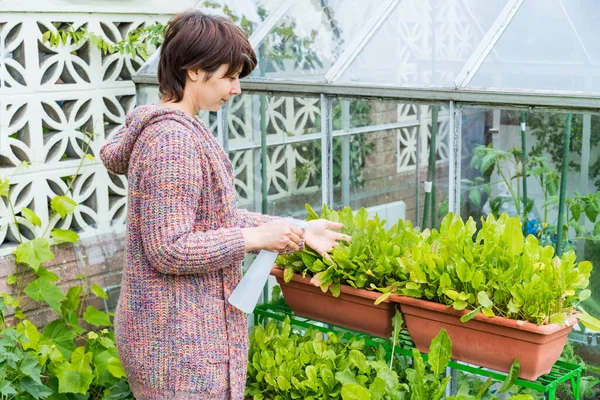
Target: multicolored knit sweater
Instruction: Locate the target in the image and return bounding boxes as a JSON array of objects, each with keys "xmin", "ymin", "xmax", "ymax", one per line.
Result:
[{"xmin": 100, "ymin": 104, "xmax": 277, "ymax": 399}]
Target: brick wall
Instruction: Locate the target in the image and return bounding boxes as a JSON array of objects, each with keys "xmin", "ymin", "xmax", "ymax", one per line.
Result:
[{"xmin": 0, "ymin": 232, "xmax": 126, "ymax": 327}]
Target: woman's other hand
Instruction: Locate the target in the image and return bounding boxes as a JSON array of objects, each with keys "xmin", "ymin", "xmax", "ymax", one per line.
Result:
[
  {"xmin": 242, "ymin": 220, "xmax": 304, "ymax": 253},
  {"xmin": 305, "ymin": 219, "xmax": 351, "ymax": 256}
]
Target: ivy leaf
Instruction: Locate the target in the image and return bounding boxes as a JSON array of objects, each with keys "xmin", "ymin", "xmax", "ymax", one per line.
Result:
[
  {"xmin": 36, "ymin": 266, "xmax": 59, "ymax": 282},
  {"xmin": 14, "ymin": 238, "xmax": 54, "ymax": 272},
  {"xmin": 57, "ymin": 368, "xmax": 94, "ymax": 394},
  {"xmin": 83, "ymin": 306, "xmax": 112, "ymax": 327},
  {"xmin": 428, "ymin": 328, "xmax": 452, "ymax": 375},
  {"xmin": 19, "ymin": 354, "xmax": 44, "ymax": 385},
  {"xmin": 51, "ymin": 229, "xmax": 79, "ymax": 244},
  {"xmin": 107, "ymin": 358, "xmax": 126, "ymax": 378},
  {"xmin": 18, "ymin": 378, "xmax": 53, "ymax": 399},
  {"xmin": 21, "ymin": 207, "xmax": 42, "ymax": 227},
  {"xmin": 62, "ymin": 286, "xmax": 82, "ymax": 315},
  {"xmin": 0, "ymin": 178, "xmax": 10, "ymax": 197},
  {"xmin": 17, "ymin": 320, "xmax": 40, "ymax": 351},
  {"xmin": 90, "ymin": 283, "xmax": 108, "ymax": 300},
  {"xmin": 24, "ymin": 278, "xmax": 65, "ymax": 313},
  {"xmin": 51, "ymin": 195, "xmax": 78, "ymax": 219},
  {"xmin": 6, "ymin": 274, "xmax": 17, "ymax": 285}
]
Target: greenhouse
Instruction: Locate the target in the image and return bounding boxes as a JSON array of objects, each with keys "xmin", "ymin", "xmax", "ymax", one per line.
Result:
[{"xmin": 1, "ymin": 0, "xmax": 599, "ymax": 398}]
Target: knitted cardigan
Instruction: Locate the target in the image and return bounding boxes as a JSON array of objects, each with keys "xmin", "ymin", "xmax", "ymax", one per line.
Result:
[{"xmin": 100, "ymin": 104, "xmax": 279, "ymax": 399}]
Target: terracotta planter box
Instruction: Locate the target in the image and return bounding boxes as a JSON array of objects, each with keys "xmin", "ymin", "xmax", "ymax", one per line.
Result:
[
  {"xmin": 270, "ymin": 267, "xmax": 395, "ymax": 337},
  {"xmin": 391, "ymin": 295, "xmax": 577, "ymax": 381}
]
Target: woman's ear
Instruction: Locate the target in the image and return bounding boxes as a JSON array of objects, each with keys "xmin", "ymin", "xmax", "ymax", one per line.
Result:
[{"xmin": 187, "ymin": 68, "xmax": 201, "ymax": 82}]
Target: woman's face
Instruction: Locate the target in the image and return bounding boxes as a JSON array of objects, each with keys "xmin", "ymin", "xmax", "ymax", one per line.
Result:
[{"xmin": 187, "ymin": 64, "xmax": 242, "ymax": 112}]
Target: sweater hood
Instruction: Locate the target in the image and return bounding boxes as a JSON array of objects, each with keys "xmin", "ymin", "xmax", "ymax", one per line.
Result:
[{"xmin": 100, "ymin": 104, "xmax": 200, "ymax": 175}]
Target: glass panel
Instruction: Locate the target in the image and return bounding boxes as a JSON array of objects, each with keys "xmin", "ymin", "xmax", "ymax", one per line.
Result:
[
  {"xmin": 330, "ymin": 99, "xmax": 450, "ymax": 228},
  {"xmin": 561, "ymin": 0, "xmax": 600, "ymax": 65},
  {"xmin": 468, "ymin": 0, "xmax": 600, "ymax": 92},
  {"xmin": 137, "ymin": 0, "xmax": 280, "ymax": 76},
  {"xmin": 460, "ymin": 105, "xmax": 600, "ymax": 329},
  {"xmin": 251, "ymin": 0, "xmax": 382, "ymax": 80},
  {"xmin": 459, "ymin": 106, "xmax": 600, "ymax": 249},
  {"xmin": 227, "ymin": 93, "xmax": 322, "ymax": 218},
  {"xmin": 337, "ymin": 0, "xmax": 509, "ymax": 87}
]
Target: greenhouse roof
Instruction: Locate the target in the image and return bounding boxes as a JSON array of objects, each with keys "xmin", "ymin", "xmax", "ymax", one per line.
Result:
[{"xmin": 135, "ymin": 0, "xmax": 600, "ymax": 109}]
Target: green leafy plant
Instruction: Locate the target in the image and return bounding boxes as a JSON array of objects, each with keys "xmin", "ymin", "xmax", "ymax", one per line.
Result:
[
  {"xmin": 277, "ymin": 204, "xmax": 600, "ymax": 328},
  {"xmin": 246, "ymin": 317, "xmax": 529, "ymax": 400},
  {"xmin": 276, "ymin": 204, "xmax": 419, "ymax": 297},
  {"xmin": 398, "ymin": 212, "xmax": 597, "ymax": 327},
  {"xmin": 42, "ymin": 22, "xmax": 165, "ymax": 61},
  {"xmin": 0, "ymin": 132, "xmax": 132, "ymax": 398}
]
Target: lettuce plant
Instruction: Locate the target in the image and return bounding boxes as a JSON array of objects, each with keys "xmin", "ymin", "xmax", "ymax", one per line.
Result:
[
  {"xmin": 276, "ymin": 205, "xmax": 600, "ymax": 328},
  {"xmin": 400, "ymin": 212, "xmax": 598, "ymax": 328},
  {"xmin": 246, "ymin": 317, "xmax": 530, "ymax": 400}
]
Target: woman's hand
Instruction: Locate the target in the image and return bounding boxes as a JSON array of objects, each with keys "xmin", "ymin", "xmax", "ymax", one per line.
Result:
[
  {"xmin": 242, "ymin": 220, "xmax": 304, "ymax": 253},
  {"xmin": 304, "ymin": 219, "xmax": 351, "ymax": 256}
]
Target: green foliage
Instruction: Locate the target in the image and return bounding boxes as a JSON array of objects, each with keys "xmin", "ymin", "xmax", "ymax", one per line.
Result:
[
  {"xmin": 278, "ymin": 204, "xmax": 599, "ymax": 327},
  {"xmin": 0, "ymin": 131, "xmax": 133, "ymax": 398},
  {"xmin": 277, "ymin": 204, "xmax": 421, "ymax": 295},
  {"xmin": 403, "ymin": 212, "xmax": 593, "ymax": 325},
  {"xmin": 42, "ymin": 22, "xmax": 165, "ymax": 61},
  {"xmin": 528, "ymin": 113, "xmax": 600, "ymax": 190},
  {"xmin": 246, "ymin": 319, "xmax": 527, "ymax": 400}
]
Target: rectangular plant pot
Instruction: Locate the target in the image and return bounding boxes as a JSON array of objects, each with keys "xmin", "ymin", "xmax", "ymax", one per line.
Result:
[
  {"xmin": 391, "ymin": 295, "xmax": 577, "ymax": 381},
  {"xmin": 270, "ymin": 267, "xmax": 395, "ymax": 338}
]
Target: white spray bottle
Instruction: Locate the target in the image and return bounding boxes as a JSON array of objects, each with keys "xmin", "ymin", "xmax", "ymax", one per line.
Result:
[{"xmin": 227, "ymin": 218, "xmax": 307, "ymax": 313}]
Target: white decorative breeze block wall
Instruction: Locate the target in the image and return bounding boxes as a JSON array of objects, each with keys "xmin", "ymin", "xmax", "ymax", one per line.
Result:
[{"xmin": 0, "ymin": 12, "xmax": 170, "ymax": 250}]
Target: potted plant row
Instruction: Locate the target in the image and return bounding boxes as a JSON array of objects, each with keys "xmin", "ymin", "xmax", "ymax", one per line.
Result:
[
  {"xmin": 273, "ymin": 204, "xmax": 600, "ymax": 380},
  {"xmin": 245, "ymin": 316, "xmax": 531, "ymax": 400},
  {"xmin": 273, "ymin": 205, "xmax": 420, "ymax": 337}
]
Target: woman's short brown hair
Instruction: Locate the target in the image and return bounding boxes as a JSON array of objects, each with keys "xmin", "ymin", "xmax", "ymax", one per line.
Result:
[{"xmin": 157, "ymin": 10, "xmax": 257, "ymax": 102}]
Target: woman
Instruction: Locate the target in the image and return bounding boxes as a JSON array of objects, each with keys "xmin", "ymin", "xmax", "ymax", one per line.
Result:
[{"xmin": 100, "ymin": 10, "xmax": 348, "ymax": 400}]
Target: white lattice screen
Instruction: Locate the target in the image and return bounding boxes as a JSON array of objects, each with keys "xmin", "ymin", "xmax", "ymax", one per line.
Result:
[{"xmin": 0, "ymin": 13, "xmax": 170, "ymax": 249}]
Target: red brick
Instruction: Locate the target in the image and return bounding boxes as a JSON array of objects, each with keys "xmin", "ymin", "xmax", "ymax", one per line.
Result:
[{"xmin": 43, "ymin": 244, "xmax": 77, "ymax": 268}]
